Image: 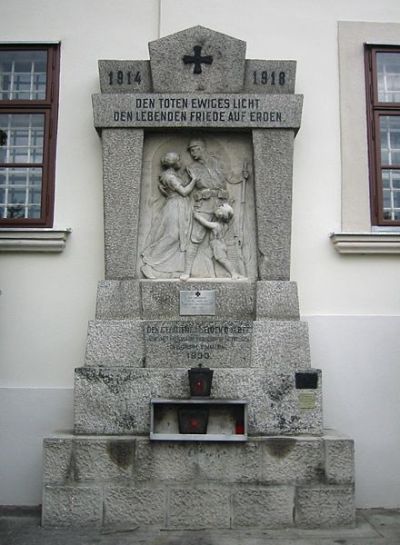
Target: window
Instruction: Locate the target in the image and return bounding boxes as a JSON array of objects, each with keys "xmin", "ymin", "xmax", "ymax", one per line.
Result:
[
  {"xmin": 365, "ymin": 45, "xmax": 400, "ymax": 225},
  {"xmin": 0, "ymin": 44, "xmax": 60, "ymax": 227}
]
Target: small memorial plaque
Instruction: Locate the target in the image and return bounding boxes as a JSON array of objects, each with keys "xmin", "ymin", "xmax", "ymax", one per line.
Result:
[
  {"xmin": 180, "ymin": 290, "xmax": 216, "ymax": 316},
  {"xmin": 298, "ymin": 392, "xmax": 317, "ymax": 410}
]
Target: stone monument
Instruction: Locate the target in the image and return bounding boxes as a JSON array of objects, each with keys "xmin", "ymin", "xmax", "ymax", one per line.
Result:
[{"xmin": 41, "ymin": 26, "xmax": 355, "ymax": 529}]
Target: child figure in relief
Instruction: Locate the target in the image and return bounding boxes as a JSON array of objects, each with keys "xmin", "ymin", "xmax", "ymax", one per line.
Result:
[{"xmin": 193, "ymin": 202, "xmax": 244, "ymax": 280}]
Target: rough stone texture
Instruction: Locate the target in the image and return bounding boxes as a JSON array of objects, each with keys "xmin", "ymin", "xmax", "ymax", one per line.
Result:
[
  {"xmin": 168, "ymin": 487, "xmax": 231, "ymax": 529},
  {"xmin": 324, "ymin": 432, "xmax": 355, "ymax": 484},
  {"xmin": 102, "ymin": 128, "xmax": 143, "ymax": 279},
  {"xmin": 42, "ymin": 486, "xmax": 103, "ymax": 527},
  {"xmin": 74, "ymin": 367, "xmax": 322, "ymax": 435},
  {"xmin": 43, "ymin": 438, "xmax": 73, "ymax": 484},
  {"xmin": 98, "ymin": 60, "xmax": 152, "ymax": 93},
  {"xmin": 85, "ymin": 318, "xmax": 311, "ymax": 369},
  {"xmin": 44, "ymin": 435, "xmax": 348, "ymax": 487},
  {"xmin": 95, "ymin": 280, "xmax": 141, "ymax": 319},
  {"xmin": 260, "ymin": 437, "xmax": 324, "ymax": 484},
  {"xmin": 134, "ymin": 439, "xmax": 261, "ymax": 484},
  {"xmin": 140, "ymin": 280, "xmax": 255, "ymax": 320},
  {"xmin": 43, "ymin": 437, "xmax": 136, "ymax": 484},
  {"xmin": 104, "ymin": 486, "xmax": 166, "ymax": 526},
  {"xmin": 232, "ymin": 485, "xmax": 295, "ymax": 527},
  {"xmin": 244, "ymin": 60, "xmax": 297, "ymax": 94},
  {"xmin": 85, "ymin": 320, "xmax": 144, "ymax": 366},
  {"xmin": 256, "ymin": 281, "xmax": 300, "ymax": 319},
  {"xmin": 252, "ymin": 129, "xmax": 295, "ymax": 280},
  {"xmin": 41, "ymin": 432, "xmax": 355, "ymax": 528},
  {"xmin": 149, "ymin": 26, "xmax": 246, "ymax": 93},
  {"xmin": 295, "ymin": 485, "xmax": 355, "ymax": 527},
  {"xmin": 144, "ymin": 320, "xmax": 252, "ymax": 368},
  {"xmin": 93, "ymin": 92, "xmax": 303, "ymax": 130},
  {"xmin": 251, "ymin": 320, "xmax": 311, "ymax": 369}
]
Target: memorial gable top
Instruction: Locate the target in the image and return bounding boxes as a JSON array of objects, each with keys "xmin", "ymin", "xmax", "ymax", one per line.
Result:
[
  {"xmin": 98, "ymin": 26, "xmax": 297, "ymax": 96},
  {"xmin": 94, "ymin": 26, "xmax": 301, "ymax": 131},
  {"xmin": 149, "ymin": 26, "xmax": 246, "ymax": 93}
]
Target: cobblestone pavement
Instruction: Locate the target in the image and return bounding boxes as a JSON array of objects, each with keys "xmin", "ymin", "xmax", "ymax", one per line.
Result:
[{"xmin": 0, "ymin": 508, "xmax": 400, "ymax": 545}]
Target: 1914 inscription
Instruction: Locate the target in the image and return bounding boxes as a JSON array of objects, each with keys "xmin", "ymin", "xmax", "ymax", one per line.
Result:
[{"xmin": 144, "ymin": 320, "xmax": 252, "ymax": 367}]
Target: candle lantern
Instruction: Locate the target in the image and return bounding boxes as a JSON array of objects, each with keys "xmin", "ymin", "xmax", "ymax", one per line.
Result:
[{"xmin": 188, "ymin": 365, "xmax": 214, "ymax": 397}]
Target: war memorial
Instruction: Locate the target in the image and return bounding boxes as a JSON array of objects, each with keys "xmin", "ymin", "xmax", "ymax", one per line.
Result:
[{"xmin": 41, "ymin": 26, "xmax": 355, "ymax": 529}]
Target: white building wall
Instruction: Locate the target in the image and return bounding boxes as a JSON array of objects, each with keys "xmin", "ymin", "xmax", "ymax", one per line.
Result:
[{"xmin": 0, "ymin": 0, "xmax": 399, "ymax": 507}]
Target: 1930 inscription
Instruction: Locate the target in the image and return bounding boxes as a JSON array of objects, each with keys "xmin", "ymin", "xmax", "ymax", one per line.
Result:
[{"xmin": 144, "ymin": 321, "xmax": 252, "ymax": 367}]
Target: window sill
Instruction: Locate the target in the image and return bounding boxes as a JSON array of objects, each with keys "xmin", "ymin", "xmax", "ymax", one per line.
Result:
[
  {"xmin": 330, "ymin": 232, "xmax": 400, "ymax": 254},
  {"xmin": 0, "ymin": 228, "xmax": 71, "ymax": 252}
]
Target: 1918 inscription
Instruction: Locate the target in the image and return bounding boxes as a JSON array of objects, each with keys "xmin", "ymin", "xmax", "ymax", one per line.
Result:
[{"xmin": 252, "ymin": 70, "xmax": 286, "ymax": 86}]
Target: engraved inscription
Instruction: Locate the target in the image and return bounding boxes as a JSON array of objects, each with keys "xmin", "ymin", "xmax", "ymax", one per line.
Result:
[
  {"xmin": 108, "ymin": 70, "xmax": 142, "ymax": 86},
  {"xmin": 252, "ymin": 70, "xmax": 286, "ymax": 86},
  {"xmin": 144, "ymin": 320, "xmax": 252, "ymax": 367}
]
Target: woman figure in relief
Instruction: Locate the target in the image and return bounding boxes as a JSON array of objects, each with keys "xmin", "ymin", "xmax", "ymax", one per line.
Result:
[{"xmin": 141, "ymin": 152, "xmax": 198, "ymax": 278}]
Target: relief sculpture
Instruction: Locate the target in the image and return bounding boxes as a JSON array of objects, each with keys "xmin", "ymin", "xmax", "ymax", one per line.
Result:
[{"xmin": 140, "ymin": 136, "xmax": 255, "ymax": 280}]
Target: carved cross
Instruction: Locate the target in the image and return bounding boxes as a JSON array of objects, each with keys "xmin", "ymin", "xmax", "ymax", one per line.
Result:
[{"xmin": 182, "ymin": 45, "xmax": 213, "ymax": 74}]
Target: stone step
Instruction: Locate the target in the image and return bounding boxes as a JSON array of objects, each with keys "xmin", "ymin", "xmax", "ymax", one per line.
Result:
[
  {"xmin": 85, "ymin": 318, "xmax": 311, "ymax": 369},
  {"xmin": 74, "ymin": 367, "xmax": 322, "ymax": 435},
  {"xmin": 95, "ymin": 279, "xmax": 300, "ymax": 320},
  {"xmin": 41, "ymin": 432, "xmax": 354, "ymax": 528}
]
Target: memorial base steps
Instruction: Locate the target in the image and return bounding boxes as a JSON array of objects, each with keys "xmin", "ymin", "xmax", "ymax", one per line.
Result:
[{"xmin": 42, "ymin": 432, "xmax": 355, "ymax": 528}]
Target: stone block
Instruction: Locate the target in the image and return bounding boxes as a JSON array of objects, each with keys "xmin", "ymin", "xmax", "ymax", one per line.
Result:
[
  {"xmin": 140, "ymin": 279, "xmax": 255, "ymax": 320},
  {"xmin": 144, "ymin": 320, "xmax": 252, "ymax": 368},
  {"xmin": 244, "ymin": 60, "xmax": 297, "ymax": 94},
  {"xmin": 74, "ymin": 367, "xmax": 322, "ymax": 435},
  {"xmin": 168, "ymin": 487, "xmax": 230, "ymax": 529},
  {"xmin": 134, "ymin": 440, "xmax": 199, "ymax": 483},
  {"xmin": 252, "ymin": 129, "xmax": 295, "ymax": 280},
  {"xmin": 256, "ymin": 281, "xmax": 300, "ymax": 320},
  {"xmin": 104, "ymin": 486, "xmax": 166, "ymax": 526},
  {"xmin": 74, "ymin": 367, "xmax": 167, "ymax": 435},
  {"xmin": 134, "ymin": 439, "xmax": 261, "ymax": 484},
  {"xmin": 102, "ymin": 128, "xmax": 143, "ymax": 279},
  {"xmin": 215, "ymin": 369, "xmax": 322, "ymax": 436},
  {"xmin": 149, "ymin": 26, "xmax": 246, "ymax": 93},
  {"xmin": 232, "ymin": 485, "xmax": 295, "ymax": 527},
  {"xmin": 43, "ymin": 436, "xmax": 136, "ymax": 484},
  {"xmin": 98, "ymin": 60, "xmax": 152, "ymax": 93},
  {"xmin": 43, "ymin": 438, "xmax": 73, "ymax": 484},
  {"xmin": 93, "ymin": 93, "xmax": 303, "ymax": 130},
  {"xmin": 252, "ymin": 320, "xmax": 311, "ymax": 369},
  {"xmin": 95, "ymin": 280, "xmax": 141, "ymax": 319},
  {"xmin": 324, "ymin": 432, "xmax": 354, "ymax": 484},
  {"xmin": 85, "ymin": 320, "xmax": 144, "ymax": 366},
  {"xmin": 196, "ymin": 442, "xmax": 261, "ymax": 483},
  {"xmin": 295, "ymin": 485, "xmax": 355, "ymax": 527},
  {"xmin": 260, "ymin": 437, "xmax": 324, "ymax": 484},
  {"xmin": 72, "ymin": 438, "xmax": 135, "ymax": 482},
  {"xmin": 42, "ymin": 485, "xmax": 103, "ymax": 527}
]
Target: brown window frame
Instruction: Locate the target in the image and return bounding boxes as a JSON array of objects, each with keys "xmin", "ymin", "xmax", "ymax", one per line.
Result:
[
  {"xmin": 0, "ymin": 43, "xmax": 60, "ymax": 227},
  {"xmin": 365, "ymin": 44, "xmax": 400, "ymax": 226}
]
